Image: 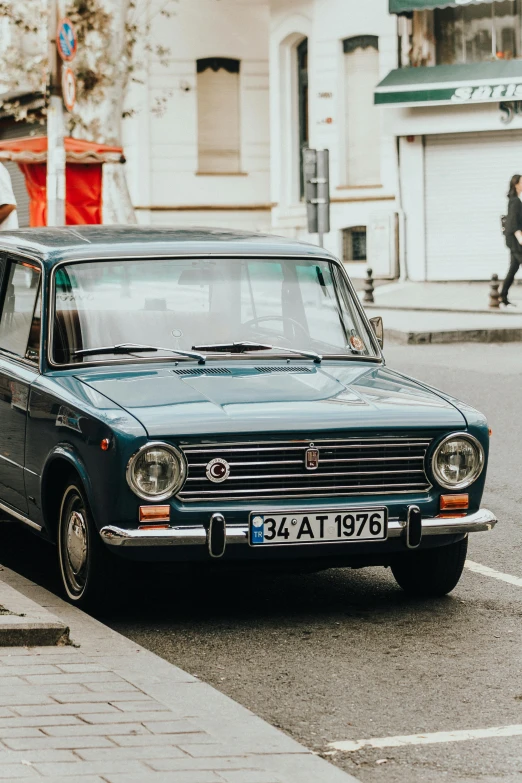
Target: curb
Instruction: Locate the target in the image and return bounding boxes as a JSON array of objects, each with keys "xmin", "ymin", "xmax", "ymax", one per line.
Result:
[
  {"xmin": 366, "ymin": 304, "xmax": 522, "ymax": 317},
  {"xmin": 387, "ymin": 327, "xmax": 522, "ymax": 345},
  {"xmin": 0, "ymin": 573, "xmax": 69, "ymax": 646}
]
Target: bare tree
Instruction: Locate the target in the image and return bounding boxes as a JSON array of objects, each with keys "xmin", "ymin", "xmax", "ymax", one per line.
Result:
[{"xmin": 0, "ymin": 0, "xmax": 177, "ymax": 222}]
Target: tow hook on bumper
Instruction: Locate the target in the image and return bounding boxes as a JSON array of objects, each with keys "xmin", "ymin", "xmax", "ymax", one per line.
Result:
[
  {"xmin": 406, "ymin": 505, "xmax": 422, "ymax": 549},
  {"xmin": 205, "ymin": 513, "xmax": 226, "ymax": 558}
]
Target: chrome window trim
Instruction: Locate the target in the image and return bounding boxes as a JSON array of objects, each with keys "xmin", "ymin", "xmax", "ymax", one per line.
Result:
[
  {"xmin": 47, "ymin": 253, "xmax": 383, "ymax": 370},
  {"xmin": 431, "ymin": 432, "xmax": 485, "ymax": 490},
  {"xmin": 126, "ymin": 441, "xmax": 187, "ymax": 502}
]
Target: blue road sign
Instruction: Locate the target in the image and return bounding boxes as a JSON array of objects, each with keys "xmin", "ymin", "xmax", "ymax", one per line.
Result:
[{"xmin": 56, "ymin": 18, "xmax": 77, "ymax": 63}]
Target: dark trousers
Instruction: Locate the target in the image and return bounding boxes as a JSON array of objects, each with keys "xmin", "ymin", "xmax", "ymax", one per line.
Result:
[{"xmin": 501, "ymin": 250, "xmax": 522, "ymax": 299}]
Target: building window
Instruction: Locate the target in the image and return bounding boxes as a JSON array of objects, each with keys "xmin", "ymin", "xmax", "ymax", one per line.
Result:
[
  {"xmin": 297, "ymin": 38, "xmax": 309, "ymax": 199},
  {"xmin": 343, "ymin": 226, "xmax": 367, "ymax": 263},
  {"xmin": 197, "ymin": 57, "xmax": 241, "ymax": 174},
  {"xmin": 407, "ymin": 1, "xmax": 522, "ymax": 67},
  {"xmin": 343, "ymin": 37, "xmax": 380, "ymax": 187}
]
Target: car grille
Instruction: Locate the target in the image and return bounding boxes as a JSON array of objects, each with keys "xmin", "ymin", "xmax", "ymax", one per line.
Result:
[{"xmin": 177, "ymin": 436, "xmax": 432, "ymax": 502}]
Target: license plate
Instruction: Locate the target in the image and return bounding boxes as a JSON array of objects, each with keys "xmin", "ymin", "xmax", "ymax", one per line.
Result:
[{"xmin": 249, "ymin": 508, "xmax": 388, "ymax": 546}]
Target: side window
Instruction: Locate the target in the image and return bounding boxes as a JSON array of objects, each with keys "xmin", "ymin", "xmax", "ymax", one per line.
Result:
[{"xmin": 0, "ymin": 261, "xmax": 42, "ymax": 361}]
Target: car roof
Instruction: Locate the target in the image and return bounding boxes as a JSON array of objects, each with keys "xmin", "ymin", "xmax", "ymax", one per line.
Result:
[{"xmin": 0, "ymin": 226, "xmax": 338, "ymax": 267}]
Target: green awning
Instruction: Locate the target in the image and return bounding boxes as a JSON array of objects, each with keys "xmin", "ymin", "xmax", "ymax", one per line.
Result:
[
  {"xmin": 391, "ymin": 0, "xmax": 505, "ymax": 12},
  {"xmin": 375, "ymin": 61, "xmax": 522, "ymax": 107}
]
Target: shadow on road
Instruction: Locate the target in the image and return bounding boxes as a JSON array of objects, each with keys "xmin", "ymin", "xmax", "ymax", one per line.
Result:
[{"xmin": 0, "ymin": 518, "xmax": 460, "ymax": 628}]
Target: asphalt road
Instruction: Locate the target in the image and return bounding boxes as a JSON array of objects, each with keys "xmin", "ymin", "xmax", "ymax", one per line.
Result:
[{"xmin": 1, "ymin": 342, "xmax": 522, "ymax": 783}]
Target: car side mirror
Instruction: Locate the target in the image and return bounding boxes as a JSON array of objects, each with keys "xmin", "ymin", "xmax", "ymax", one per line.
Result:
[{"xmin": 369, "ymin": 316, "xmax": 384, "ymax": 348}]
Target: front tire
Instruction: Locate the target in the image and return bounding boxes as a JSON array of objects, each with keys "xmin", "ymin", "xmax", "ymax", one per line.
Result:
[
  {"xmin": 57, "ymin": 482, "xmax": 117, "ymax": 609},
  {"xmin": 391, "ymin": 537, "xmax": 468, "ymax": 597}
]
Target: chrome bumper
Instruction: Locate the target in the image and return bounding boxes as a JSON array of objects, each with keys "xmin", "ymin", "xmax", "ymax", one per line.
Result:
[{"xmin": 99, "ymin": 508, "xmax": 497, "ymax": 548}]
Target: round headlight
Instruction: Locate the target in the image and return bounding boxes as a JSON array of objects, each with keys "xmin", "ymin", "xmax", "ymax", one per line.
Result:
[
  {"xmin": 432, "ymin": 434, "xmax": 484, "ymax": 490},
  {"xmin": 127, "ymin": 443, "xmax": 185, "ymax": 501}
]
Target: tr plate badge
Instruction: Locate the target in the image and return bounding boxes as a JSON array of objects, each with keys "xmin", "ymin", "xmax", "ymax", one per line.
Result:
[
  {"xmin": 206, "ymin": 457, "xmax": 230, "ymax": 483},
  {"xmin": 305, "ymin": 446, "xmax": 319, "ymax": 471}
]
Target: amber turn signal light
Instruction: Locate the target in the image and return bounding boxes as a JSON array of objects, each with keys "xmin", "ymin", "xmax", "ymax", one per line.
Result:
[
  {"xmin": 139, "ymin": 505, "xmax": 171, "ymax": 523},
  {"xmin": 440, "ymin": 494, "xmax": 469, "ymax": 511}
]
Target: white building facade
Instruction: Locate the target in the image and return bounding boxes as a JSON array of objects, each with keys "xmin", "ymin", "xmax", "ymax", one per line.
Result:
[
  {"xmin": 381, "ymin": 0, "xmax": 522, "ymax": 281},
  {"xmin": 124, "ymin": 0, "xmax": 401, "ymax": 280},
  {"xmin": 124, "ymin": 0, "xmax": 522, "ymax": 281}
]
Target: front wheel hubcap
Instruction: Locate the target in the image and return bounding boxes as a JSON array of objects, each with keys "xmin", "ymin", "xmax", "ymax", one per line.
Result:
[{"xmin": 63, "ymin": 503, "xmax": 88, "ymax": 593}]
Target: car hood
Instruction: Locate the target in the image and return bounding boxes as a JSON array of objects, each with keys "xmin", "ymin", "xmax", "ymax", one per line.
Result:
[{"xmin": 72, "ymin": 362, "xmax": 466, "ymax": 438}]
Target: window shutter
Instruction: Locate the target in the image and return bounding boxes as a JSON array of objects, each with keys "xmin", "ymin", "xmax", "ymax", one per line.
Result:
[
  {"xmin": 197, "ymin": 62, "xmax": 240, "ymax": 174},
  {"xmin": 344, "ymin": 44, "xmax": 381, "ymax": 186}
]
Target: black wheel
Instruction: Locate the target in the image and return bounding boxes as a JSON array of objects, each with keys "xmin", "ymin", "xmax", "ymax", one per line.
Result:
[
  {"xmin": 391, "ymin": 537, "xmax": 468, "ymax": 597},
  {"xmin": 57, "ymin": 481, "xmax": 118, "ymax": 609}
]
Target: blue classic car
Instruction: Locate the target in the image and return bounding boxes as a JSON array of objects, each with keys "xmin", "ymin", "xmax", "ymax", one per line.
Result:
[{"xmin": 0, "ymin": 227, "xmax": 496, "ymax": 606}]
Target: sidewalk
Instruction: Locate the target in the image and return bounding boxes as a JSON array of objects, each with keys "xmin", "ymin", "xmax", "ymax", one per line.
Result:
[
  {"xmin": 0, "ymin": 566, "xmax": 360, "ymax": 783},
  {"xmin": 354, "ymin": 280, "xmax": 522, "ymax": 343}
]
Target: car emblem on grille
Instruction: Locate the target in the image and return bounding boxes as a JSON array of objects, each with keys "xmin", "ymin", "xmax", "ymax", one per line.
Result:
[
  {"xmin": 305, "ymin": 446, "xmax": 319, "ymax": 471},
  {"xmin": 206, "ymin": 457, "xmax": 230, "ymax": 483}
]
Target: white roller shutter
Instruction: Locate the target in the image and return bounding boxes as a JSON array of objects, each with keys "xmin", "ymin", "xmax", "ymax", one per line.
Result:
[{"xmin": 425, "ymin": 130, "xmax": 522, "ymax": 280}]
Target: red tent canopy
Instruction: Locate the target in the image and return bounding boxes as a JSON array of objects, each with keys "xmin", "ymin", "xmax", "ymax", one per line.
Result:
[{"xmin": 0, "ymin": 136, "xmax": 124, "ymax": 226}]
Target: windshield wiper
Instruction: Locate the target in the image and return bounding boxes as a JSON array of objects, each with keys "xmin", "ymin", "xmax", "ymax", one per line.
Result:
[
  {"xmin": 192, "ymin": 341, "xmax": 322, "ymax": 364},
  {"xmin": 74, "ymin": 343, "xmax": 206, "ymax": 364}
]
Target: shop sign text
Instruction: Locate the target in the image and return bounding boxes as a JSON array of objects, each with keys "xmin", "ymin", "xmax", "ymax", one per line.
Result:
[
  {"xmin": 500, "ymin": 101, "xmax": 522, "ymax": 125},
  {"xmin": 451, "ymin": 83, "xmax": 522, "ymax": 103}
]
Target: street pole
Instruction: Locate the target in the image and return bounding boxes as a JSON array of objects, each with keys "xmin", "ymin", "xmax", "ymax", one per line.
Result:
[
  {"xmin": 47, "ymin": 0, "xmax": 66, "ymax": 226},
  {"xmin": 316, "ymin": 150, "xmax": 330, "ymax": 248}
]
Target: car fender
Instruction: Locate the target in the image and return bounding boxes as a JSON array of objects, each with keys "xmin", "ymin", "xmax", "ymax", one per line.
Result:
[{"xmin": 40, "ymin": 443, "xmax": 97, "ymax": 537}]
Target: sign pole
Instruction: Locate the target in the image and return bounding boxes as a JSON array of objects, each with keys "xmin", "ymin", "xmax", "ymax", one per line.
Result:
[
  {"xmin": 316, "ymin": 150, "xmax": 330, "ymax": 248},
  {"xmin": 303, "ymin": 148, "xmax": 330, "ymax": 247},
  {"xmin": 47, "ymin": 0, "xmax": 66, "ymax": 227}
]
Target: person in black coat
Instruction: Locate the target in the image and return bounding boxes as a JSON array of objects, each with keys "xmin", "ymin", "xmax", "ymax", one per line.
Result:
[{"xmin": 501, "ymin": 173, "xmax": 522, "ymax": 305}]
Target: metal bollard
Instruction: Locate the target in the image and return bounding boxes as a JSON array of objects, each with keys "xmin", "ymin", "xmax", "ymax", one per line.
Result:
[
  {"xmin": 363, "ymin": 268, "xmax": 374, "ymax": 304},
  {"xmin": 489, "ymin": 274, "xmax": 501, "ymax": 309}
]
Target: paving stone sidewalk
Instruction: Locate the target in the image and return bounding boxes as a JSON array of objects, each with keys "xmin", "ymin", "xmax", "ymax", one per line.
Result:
[{"xmin": 0, "ymin": 566, "xmax": 360, "ymax": 783}]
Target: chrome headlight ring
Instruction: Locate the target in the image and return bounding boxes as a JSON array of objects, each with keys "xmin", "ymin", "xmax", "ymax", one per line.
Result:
[
  {"xmin": 126, "ymin": 442, "xmax": 186, "ymax": 501},
  {"xmin": 431, "ymin": 433, "xmax": 485, "ymax": 491}
]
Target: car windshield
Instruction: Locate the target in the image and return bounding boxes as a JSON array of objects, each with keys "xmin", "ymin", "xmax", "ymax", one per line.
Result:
[{"xmin": 52, "ymin": 257, "xmax": 378, "ymax": 364}]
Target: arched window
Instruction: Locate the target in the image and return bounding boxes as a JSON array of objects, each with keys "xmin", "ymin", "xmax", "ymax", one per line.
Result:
[
  {"xmin": 343, "ymin": 36, "xmax": 380, "ymax": 187},
  {"xmin": 197, "ymin": 57, "xmax": 241, "ymax": 174}
]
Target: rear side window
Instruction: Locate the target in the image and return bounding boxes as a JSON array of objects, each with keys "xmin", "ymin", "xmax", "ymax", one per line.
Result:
[{"xmin": 0, "ymin": 261, "xmax": 41, "ymax": 361}]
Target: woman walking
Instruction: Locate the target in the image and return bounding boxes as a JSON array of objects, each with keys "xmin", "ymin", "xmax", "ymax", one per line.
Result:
[{"xmin": 501, "ymin": 174, "xmax": 522, "ymax": 306}]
